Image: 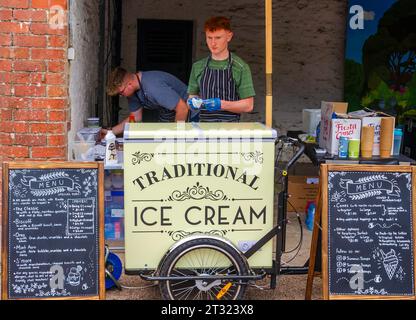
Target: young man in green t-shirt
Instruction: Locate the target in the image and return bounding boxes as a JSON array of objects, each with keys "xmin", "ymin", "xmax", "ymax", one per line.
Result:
[{"xmin": 187, "ymin": 16, "xmax": 255, "ymax": 122}]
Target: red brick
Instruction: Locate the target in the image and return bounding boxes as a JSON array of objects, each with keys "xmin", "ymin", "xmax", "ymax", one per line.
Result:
[
  {"xmin": 0, "ymin": 22, "xmax": 30, "ymax": 33},
  {"xmin": 15, "ymin": 133, "xmax": 46, "ymax": 146},
  {"xmin": 31, "ymin": 122, "xmax": 64, "ymax": 134},
  {"xmin": 0, "ymin": 9, "xmax": 13, "ymax": 20},
  {"xmin": 51, "ymin": 0, "xmax": 67, "ymax": 10},
  {"xmin": 0, "ymin": 48, "xmax": 11, "ymax": 59},
  {"xmin": 13, "ymin": 9, "xmax": 47, "ymax": 22},
  {"xmin": 13, "ymin": 60, "xmax": 46, "ymax": 72},
  {"xmin": 47, "ymin": 85, "xmax": 66, "ymax": 97},
  {"xmin": 0, "ymin": 108, "xmax": 12, "ymax": 121},
  {"xmin": 48, "ymin": 35, "xmax": 66, "ymax": 47},
  {"xmin": 0, "ymin": 84, "xmax": 11, "ymax": 95},
  {"xmin": 14, "ymin": 34, "xmax": 47, "ymax": 47},
  {"xmin": 32, "ymin": 98, "xmax": 66, "ymax": 109},
  {"xmin": 14, "ymin": 109, "xmax": 47, "ymax": 121},
  {"xmin": 12, "ymin": 72, "xmax": 42, "ymax": 84},
  {"xmin": 0, "ymin": 96, "xmax": 31, "ymax": 108},
  {"xmin": 48, "ymin": 134, "xmax": 65, "ymax": 146},
  {"xmin": 0, "ymin": 33, "xmax": 12, "ymax": 46},
  {"xmin": 14, "ymin": 85, "xmax": 46, "ymax": 97},
  {"xmin": 32, "ymin": 48, "xmax": 65, "ymax": 60},
  {"xmin": 30, "ymin": 0, "xmax": 49, "ymax": 9},
  {"xmin": 0, "ymin": 133, "xmax": 13, "ymax": 145},
  {"xmin": 32, "ymin": 146, "xmax": 66, "ymax": 158},
  {"xmin": 0, "ymin": 72, "xmax": 11, "ymax": 83},
  {"xmin": 0, "ymin": 59, "xmax": 12, "ymax": 71},
  {"xmin": 0, "ymin": 121, "xmax": 29, "ymax": 133},
  {"xmin": 12, "ymin": 47, "xmax": 30, "ymax": 59},
  {"xmin": 47, "ymin": 60, "xmax": 65, "ymax": 73},
  {"xmin": 0, "ymin": 145, "xmax": 29, "ymax": 158},
  {"xmin": 0, "ymin": 0, "xmax": 29, "ymax": 9},
  {"xmin": 30, "ymin": 22, "xmax": 67, "ymax": 35},
  {"xmin": 45, "ymin": 73, "xmax": 65, "ymax": 85},
  {"xmin": 48, "ymin": 110, "xmax": 65, "ymax": 121}
]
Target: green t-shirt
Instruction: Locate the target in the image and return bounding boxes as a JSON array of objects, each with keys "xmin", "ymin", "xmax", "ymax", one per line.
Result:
[{"xmin": 187, "ymin": 53, "xmax": 255, "ymax": 99}]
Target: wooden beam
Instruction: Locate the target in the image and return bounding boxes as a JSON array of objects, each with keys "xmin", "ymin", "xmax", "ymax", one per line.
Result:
[{"xmin": 265, "ymin": 0, "xmax": 273, "ymax": 127}]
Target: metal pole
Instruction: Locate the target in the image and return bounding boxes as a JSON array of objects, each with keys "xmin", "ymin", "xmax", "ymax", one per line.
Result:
[{"xmin": 265, "ymin": 0, "xmax": 273, "ymax": 127}]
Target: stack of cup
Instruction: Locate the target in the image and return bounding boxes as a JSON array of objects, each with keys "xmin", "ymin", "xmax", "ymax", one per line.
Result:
[
  {"xmin": 360, "ymin": 126, "xmax": 375, "ymax": 158},
  {"xmin": 348, "ymin": 139, "xmax": 360, "ymax": 159},
  {"xmin": 380, "ymin": 117, "xmax": 395, "ymax": 158}
]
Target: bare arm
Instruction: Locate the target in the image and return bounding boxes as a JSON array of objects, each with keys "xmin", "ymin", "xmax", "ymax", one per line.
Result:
[
  {"xmin": 100, "ymin": 108, "xmax": 143, "ymax": 138},
  {"xmin": 220, "ymin": 97, "xmax": 254, "ymax": 114},
  {"xmin": 175, "ymin": 98, "xmax": 190, "ymax": 122}
]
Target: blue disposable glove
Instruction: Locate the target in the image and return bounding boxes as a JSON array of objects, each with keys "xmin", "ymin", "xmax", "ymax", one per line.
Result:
[
  {"xmin": 187, "ymin": 97, "xmax": 221, "ymax": 111},
  {"xmin": 202, "ymin": 98, "xmax": 221, "ymax": 111},
  {"xmin": 187, "ymin": 97, "xmax": 204, "ymax": 110}
]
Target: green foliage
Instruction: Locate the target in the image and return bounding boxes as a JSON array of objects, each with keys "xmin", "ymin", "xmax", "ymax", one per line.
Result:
[
  {"xmin": 344, "ymin": 59, "xmax": 364, "ymax": 111},
  {"xmin": 361, "ymin": 76, "xmax": 416, "ymax": 124}
]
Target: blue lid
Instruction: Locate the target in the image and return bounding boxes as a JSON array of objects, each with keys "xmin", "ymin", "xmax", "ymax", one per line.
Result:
[{"xmin": 394, "ymin": 128, "xmax": 403, "ymax": 136}]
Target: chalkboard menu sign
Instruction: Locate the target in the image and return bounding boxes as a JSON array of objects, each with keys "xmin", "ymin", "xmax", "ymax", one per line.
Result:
[
  {"xmin": 321, "ymin": 165, "xmax": 416, "ymax": 300},
  {"xmin": 2, "ymin": 162, "xmax": 105, "ymax": 300}
]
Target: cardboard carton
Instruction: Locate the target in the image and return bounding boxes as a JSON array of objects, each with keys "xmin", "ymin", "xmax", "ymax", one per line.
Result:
[
  {"xmin": 287, "ymin": 176, "xmax": 319, "ymax": 213},
  {"xmin": 319, "ymin": 101, "xmax": 354, "ymax": 154},
  {"xmin": 348, "ymin": 109, "xmax": 395, "ymax": 156}
]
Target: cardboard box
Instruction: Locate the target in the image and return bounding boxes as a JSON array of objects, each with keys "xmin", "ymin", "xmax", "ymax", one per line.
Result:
[
  {"xmin": 319, "ymin": 101, "xmax": 357, "ymax": 154},
  {"xmin": 348, "ymin": 110, "xmax": 395, "ymax": 156},
  {"xmin": 287, "ymin": 176, "xmax": 319, "ymax": 213}
]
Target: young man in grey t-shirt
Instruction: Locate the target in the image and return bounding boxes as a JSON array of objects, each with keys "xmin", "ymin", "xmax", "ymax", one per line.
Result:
[{"xmin": 103, "ymin": 67, "xmax": 189, "ymax": 137}]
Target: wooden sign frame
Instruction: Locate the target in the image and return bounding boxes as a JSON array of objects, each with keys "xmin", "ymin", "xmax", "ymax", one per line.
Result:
[
  {"xmin": 320, "ymin": 164, "xmax": 416, "ymax": 300},
  {"xmin": 2, "ymin": 161, "xmax": 105, "ymax": 300}
]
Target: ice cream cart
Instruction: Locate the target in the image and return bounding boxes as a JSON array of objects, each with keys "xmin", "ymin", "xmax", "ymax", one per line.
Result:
[
  {"xmin": 117, "ymin": 122, "xmax": 305, "ymax": 299},
  {"xmin": 102, "ymin": 0, "xmax": 308, "ymax": 299}
]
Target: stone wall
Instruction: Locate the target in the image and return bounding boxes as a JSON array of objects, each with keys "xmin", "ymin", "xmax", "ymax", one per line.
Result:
[
  {"xmin": 120, "ymin": 0, "xmax": 348, "ymax": 133},
  {"xmin": 67, "ymin": 0, "xmax": 100, "ymax": 159}
]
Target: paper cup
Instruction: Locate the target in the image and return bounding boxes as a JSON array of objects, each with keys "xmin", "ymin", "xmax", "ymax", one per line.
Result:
[
  {"xmin": 348, "ymin": 139, "xmax": 360, "ymax": 159},
  {"xmin": 380, "ymin": 117, "xmax": 394, "ymax": 158},
  {"xmin": 360, "ymin": 126, "xmax": 374, "ymax": 158}
]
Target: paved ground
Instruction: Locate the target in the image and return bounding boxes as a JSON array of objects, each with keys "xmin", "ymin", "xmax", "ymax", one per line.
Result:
[{"xmin": 105, "ymin": 213, "xmax": 323, "ymax": 300}]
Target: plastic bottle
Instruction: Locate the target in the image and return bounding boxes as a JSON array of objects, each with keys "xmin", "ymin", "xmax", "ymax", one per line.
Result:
[
  {"xmin": 305, "ymin": 203, "xmax": 316, "ymax": 231},
  {"xmin": 104, "ymin": 130, "xmax": 118, "ymax": 165},
  {"xmin": 393, "ymin": 128, "xmax": 403, "ymax": 155},
  {"xmin": 315, "ymin": 121, "xmax": 321, "ymax": 144},
  {"xmin": 128, "ymin": 113, "xmax": 135, "ymax": 123}
]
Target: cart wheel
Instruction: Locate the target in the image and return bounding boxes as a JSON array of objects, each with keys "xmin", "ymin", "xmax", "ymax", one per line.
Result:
[
  {"xmin": 159, "ymin": 237, "xmax": 249, "ymax": 300},
  {"xmin": 105, "ymin": 252, "xmax": 122, "ymax": 290}
]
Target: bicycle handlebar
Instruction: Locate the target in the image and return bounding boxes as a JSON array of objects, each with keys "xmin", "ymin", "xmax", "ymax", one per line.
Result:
[{"xmin": 276, "ymin": 136, "xmax": 306, "ymax": 171}]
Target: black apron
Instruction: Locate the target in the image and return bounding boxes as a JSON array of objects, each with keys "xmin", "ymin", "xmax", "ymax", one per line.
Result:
[{"xmin": 199, "ymin": 54, "xmax": 240, "ymax": 122}]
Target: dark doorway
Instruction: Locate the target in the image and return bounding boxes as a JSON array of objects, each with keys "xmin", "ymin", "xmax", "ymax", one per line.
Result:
[{"xmin": 137, "ymin": 19, "xmax": 193, "ymax": 121}]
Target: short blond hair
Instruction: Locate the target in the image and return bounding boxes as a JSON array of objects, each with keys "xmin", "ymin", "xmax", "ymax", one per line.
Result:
[{"xmin": 107, "ymin": 67, "xmax": 128, "ymax": 96}]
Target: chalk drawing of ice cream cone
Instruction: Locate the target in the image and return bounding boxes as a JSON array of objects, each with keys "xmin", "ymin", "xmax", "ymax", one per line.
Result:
[
  {"xmin": 67, "ymin": 266, "xmax": 82, "ymax": 286},
  {"xmin": 381, "ymin": 249, "xmax": 399, "ymax": 280}
]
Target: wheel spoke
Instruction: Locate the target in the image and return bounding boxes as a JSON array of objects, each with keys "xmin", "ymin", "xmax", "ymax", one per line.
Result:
[{"xmin": 160, "ymin": 239, "xmax": 247, "ymax": 300}]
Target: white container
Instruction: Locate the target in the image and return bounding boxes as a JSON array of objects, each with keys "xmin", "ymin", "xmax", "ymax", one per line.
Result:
[
  {"xmin": 302, "ymin": 109, "xmax": 321, "ymax": 135},
  {"xmin": 77, "ymin": 127, "xmax": 100, "ymax": 142},
  {"xmin": 72, "ymin": 141, "xmax": 95, "ymax": 161},
  {"xmin": 328, "ymin": 119, "xmax": 362, "ymax": 155},
  {"xmin": 105, "ymin": 130, "xmax": 118, "ymax": 165}
]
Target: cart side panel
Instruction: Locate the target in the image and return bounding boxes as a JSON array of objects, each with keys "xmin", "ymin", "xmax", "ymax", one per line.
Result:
[{"xmin": 124, "ymin": 136, "xmax": 275, "ymax": 270}]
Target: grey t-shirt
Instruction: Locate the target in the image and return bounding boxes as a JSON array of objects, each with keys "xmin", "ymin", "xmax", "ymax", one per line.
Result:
[{"xmin": 128, "ymin": 71, "xmax": 188, "ymax": 115}]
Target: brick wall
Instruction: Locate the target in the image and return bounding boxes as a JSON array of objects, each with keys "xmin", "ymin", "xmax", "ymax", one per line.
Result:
[{"xmin": 0, "ymin": 0, "xmax": 69, "ymax": 212}]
